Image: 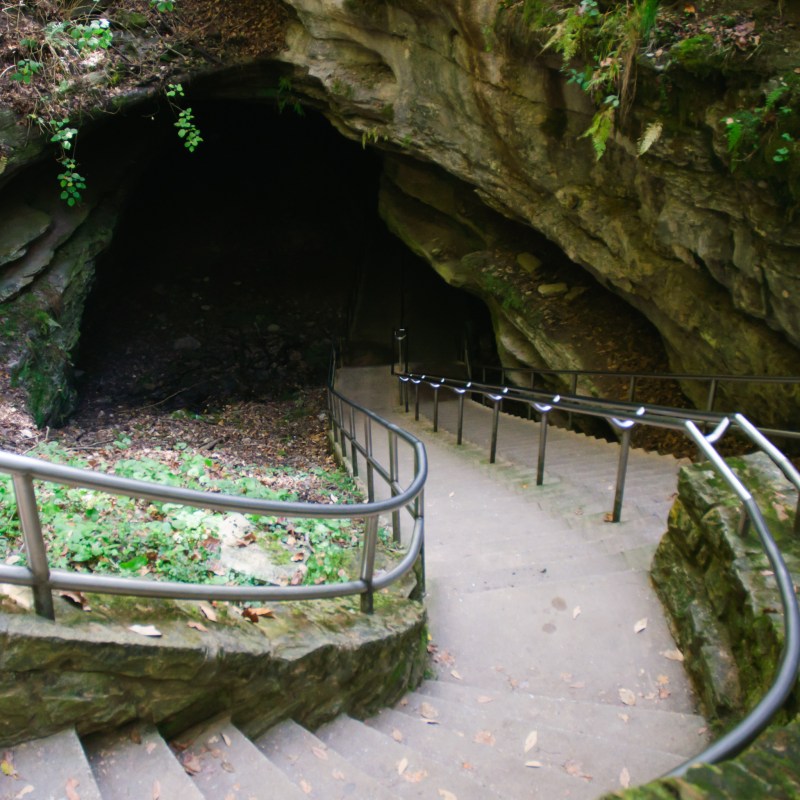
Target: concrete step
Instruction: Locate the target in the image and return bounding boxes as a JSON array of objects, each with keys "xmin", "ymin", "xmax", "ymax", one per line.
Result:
[
  {"xmin": 174, "ymin": 715, "xmax": 307, "ymax": 799},
  {"xmin": 430, "ymin": 551, "xmax": 637, "ymax": 593},
  {"xmin": 84, "ymin": 721, "xmax": 205, "ymax": 800},
  {"xmin": 425, "ymin": 534, "xmax": 659, "ymax": 576},
  {"xmin": 366, "ymin": 705, "xmax": 587, "ymax": 799},
  {"xmin": 414, "ymin": 681, "xmax": 708, "ymax": 758},
  {"xmin": 0, "ymin": 729, "xmax": 102, "ymax": 800},
  {"xmin": 255, "ymin": 718, "xmax": 399, "ymax": 799},
  {"xmin": 316, "ymin": 714, "xmax": 510, "ymax": 799},
  {"xmin": 425, "ymin": 570, "xmax": 700, "ymax": 714},
  {"xmin": 389, "ymin": 689, "xmax": 689, "ymax": 792}
]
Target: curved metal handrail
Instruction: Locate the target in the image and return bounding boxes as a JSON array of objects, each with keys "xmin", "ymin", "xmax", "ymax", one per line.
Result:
[
  {"xmin": 471, "ymin": 362, "xmax": 800, "ymax": 440},
  {"xmin": 0, "ymin": 372, "xmax": 428, "ymax": 619},
  {"xmin": 398, "ymin": 368, "xmax": 800, "ymax": 776}
]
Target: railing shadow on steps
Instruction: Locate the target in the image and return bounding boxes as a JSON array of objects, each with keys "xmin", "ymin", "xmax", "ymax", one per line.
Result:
[
  {"xmin": 395, "ymin": 360, "xmax": 800, "ymax": 778},
  {"xmin": 0, "ymin": 360, "xmax": 428, "ymax": 621}
]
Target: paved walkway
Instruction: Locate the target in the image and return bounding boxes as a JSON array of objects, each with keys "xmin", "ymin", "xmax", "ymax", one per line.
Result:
[{"xmin": 334, "ymin": 365, "xmax": 708, "ymax": 797}]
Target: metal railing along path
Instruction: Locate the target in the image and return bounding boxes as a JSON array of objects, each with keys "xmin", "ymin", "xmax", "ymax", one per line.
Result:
[
  {"xmin": 474, "ymin": 363, "xmax": 800, "ymax": 442},
  {"xmin": 396, "ymin": 366, "xmax": 800, "ymax": 777},
  {"xmin": 0, "ymin": 372, "xmax": 428, "ymax": 621}
]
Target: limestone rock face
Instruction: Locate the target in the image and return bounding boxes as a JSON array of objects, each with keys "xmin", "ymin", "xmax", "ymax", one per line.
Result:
[{"xmin": 276, "ymin": 0, "xmax": 800, "ymax": 423}]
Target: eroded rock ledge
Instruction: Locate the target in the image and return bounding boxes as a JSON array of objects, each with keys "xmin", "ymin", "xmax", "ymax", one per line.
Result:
[{"xmin": 0, "ymin": 590, "xmax": 427, "ymax": 746}]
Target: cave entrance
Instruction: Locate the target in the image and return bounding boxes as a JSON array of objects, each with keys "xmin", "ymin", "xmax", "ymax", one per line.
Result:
[{"xmin": 77, "ymin": 101, "xmax": 495, "ymax": 417}]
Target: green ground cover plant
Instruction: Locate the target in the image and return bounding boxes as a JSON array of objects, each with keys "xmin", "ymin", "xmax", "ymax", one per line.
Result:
[{"xmin": 0, "ymin": 442, "xmax": 390, "ymax": 588}]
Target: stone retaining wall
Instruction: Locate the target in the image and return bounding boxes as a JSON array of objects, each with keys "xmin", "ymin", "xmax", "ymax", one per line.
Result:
[{"xmin": 0, "ymin": 587, "xmax": 427, "ymax": 746}]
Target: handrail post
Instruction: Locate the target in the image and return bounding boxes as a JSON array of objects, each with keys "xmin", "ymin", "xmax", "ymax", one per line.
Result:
[
  {"xmin": 433, "ymin": 386, "xmax": 440, "ymax": 433},
  {"xmin": 404, "ymin": 380, "xmax": 410, "ymax": 413},
  {"xmin": 414, "ymin": 448, "xmax": 426, "ymax": 599},
  {"xmin": 611, "ymin": 427, "xmax": 633, "ymax": 522},
  {"xmin": 392, "ymin": 327, "xmax": 408, "ymax": 376},
  {"xmin": 490, "ymin": 399, "xmax": 501, "ymax": 463},
  {"xmin": 12, "ymin": 473, "xmax": 55, "ymax": 620},
  {"xmin": 349, "ymin": 406, "xmax": 359, "ymax": 477},
  {"xmin": 457, "ymin": 393, "xmax": 465, "ymax": 445},
  {"xmin": 338, "ymin": 397, "xmax": 347, "ymax": 451},
  {"xmin": 527, "ymin": 373, "xmax": 535, "ymax": 419},
  {"xmin": 628, "ymin": 376, "xmax": 637, "ymax": 403},
  {"xmin": 706, "ymin": 378, "xmax": 719, "ymax": 412},
  {"xmin": 389, "ymin": 431, "xmax": 401, "ymax": 543},
  {"xmin": 365, "ymin": 416, "xmax": 375, "ymax": 502},
  {"xmin": 414, "ymin": 383, "xmax": 420, "ymax": 421},
  {"xmin": 359, "ymin": 516, "xmax": 378, "ymax": 614},
  {"xmin": 537, "ymin": 411, "xmax": 548, "ymax": 486}
]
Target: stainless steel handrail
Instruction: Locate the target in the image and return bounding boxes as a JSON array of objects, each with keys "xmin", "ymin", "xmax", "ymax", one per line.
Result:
[
  {"xmin": 0, "ymin": 372, "xmax": 428, "ymax": 619},
  {"xmin": 398, "ymin": 367, "xmax": 800, "ymax": 776},
  {"xmin": 474, "ymin": 363, "xmax": 800, "ymax": 438}
]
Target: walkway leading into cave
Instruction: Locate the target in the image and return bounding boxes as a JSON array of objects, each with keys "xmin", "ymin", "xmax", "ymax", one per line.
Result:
[{"xmin": 331, "ymin": 365, "xmax": 708, "ymax": 797}]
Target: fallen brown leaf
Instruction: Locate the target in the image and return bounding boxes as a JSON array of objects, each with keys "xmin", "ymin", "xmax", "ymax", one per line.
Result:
[
  {"xmin": 332, "ymin": 769, "xmax": 345, "ymax": 780},
  {"xmin": 182, "ymin": 754, "xmax": 203, "ymax": 775},
  {"xmin": 299, "ymin": 779, "xmax": 312, "ymax": 794},
  {"xmin": 58, "ymin": 591, "xmax": 91, "ymax": 611},
  {"xmin": 450, "ymin": 669, "xmax": 463, "ymax": 681},
  {"xmin": 403, "ymin": 769, "xmax": 428, "ymax": 784},
  {"xmin": 65, "ymin": 777, "xmax": 80, "ymax": 800},
  {"xmin": 16, "ymin": 787, "xmax": 34, "ymax": 799},
  {"xmin": 152, "ymin": 779, "xmax": 161, "ymax": 800},
  {"xmin": 392, "ymin": 729, "xmax": 403, "ymax": 743},
  {"xmin": 198, "ymin": 602, "xmax": 217, "ymax": 622},
  {"xmin": 311, "ymin": 746, "xmax": 328, "ymax": 761},
  {"xmin": 618, "ymin": 688, "xmax": 636, "ymax": 706},
  {"xmin": 661, "ymin": 649, "xmax": 684, "ymax": 662},
  {"xmin": 241, "ymin": 607, "xmax": 275, "ymax": 623},
  {"xmin": 633, "ymin": 617, "xmax": 647, "ymax": 634},
  {"xmin": 572, "ymin": 606, "xmax": 581, "ymax": 619},
  {"xmin": 473, "ymin": 730, "xmax": 495, "ymax": 746},
  {"xmin": 524, "ymin": 731, "xmax": 538, "ymax": 753},
  {"xmin": 221, "ymin": 733, "xmax": 231, "ymax": 747},
  {"xmin": 187, "ymin": 621, "xmax": 208, "ymax": 633},
  {"xmin": 420, "ymin": 702, "xmax": 438, "ymax": 720},
  {"xmin": 477, "ymin": 696, "xmax": 493, "ymax": 704},
  {"xmin": 620, "ymin": 767, "xmax": 631, "ymax": 788},
  {"xmin": 438, "ymin": 790, "xmax": 457, "ymax": 800},
  {"xmin": 397, "ymin": 757, "xmax": 408, "ymax": 776},
  {"xmin": 525, "ymin": 761, "xmax": 543, "ymax": 768},
  {"xmin": 564, "ymin": 760, "xmax": 592, "ymax": 781}
]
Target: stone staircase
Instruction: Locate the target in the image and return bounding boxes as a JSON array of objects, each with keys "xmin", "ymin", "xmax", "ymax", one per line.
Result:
[{"xmin": 0, "ymin": 366, "xmax": 709, "ymax": 799}]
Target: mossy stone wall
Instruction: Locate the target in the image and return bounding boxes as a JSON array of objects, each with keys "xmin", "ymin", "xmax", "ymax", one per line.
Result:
[{"xmin": 0, "ymin": 588, "xmax": 427, "ymax": 747}]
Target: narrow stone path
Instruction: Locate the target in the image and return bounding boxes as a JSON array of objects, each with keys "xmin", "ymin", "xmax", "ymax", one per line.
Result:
[{"xmin": 329, "ymin": 365, "xmax": 708, "ymax": 797}]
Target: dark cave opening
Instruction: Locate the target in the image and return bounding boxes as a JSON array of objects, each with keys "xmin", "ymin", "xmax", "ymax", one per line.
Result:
[{"xmin": 77, "ymin": 100, "xmax": 495, "ymax": 414}]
